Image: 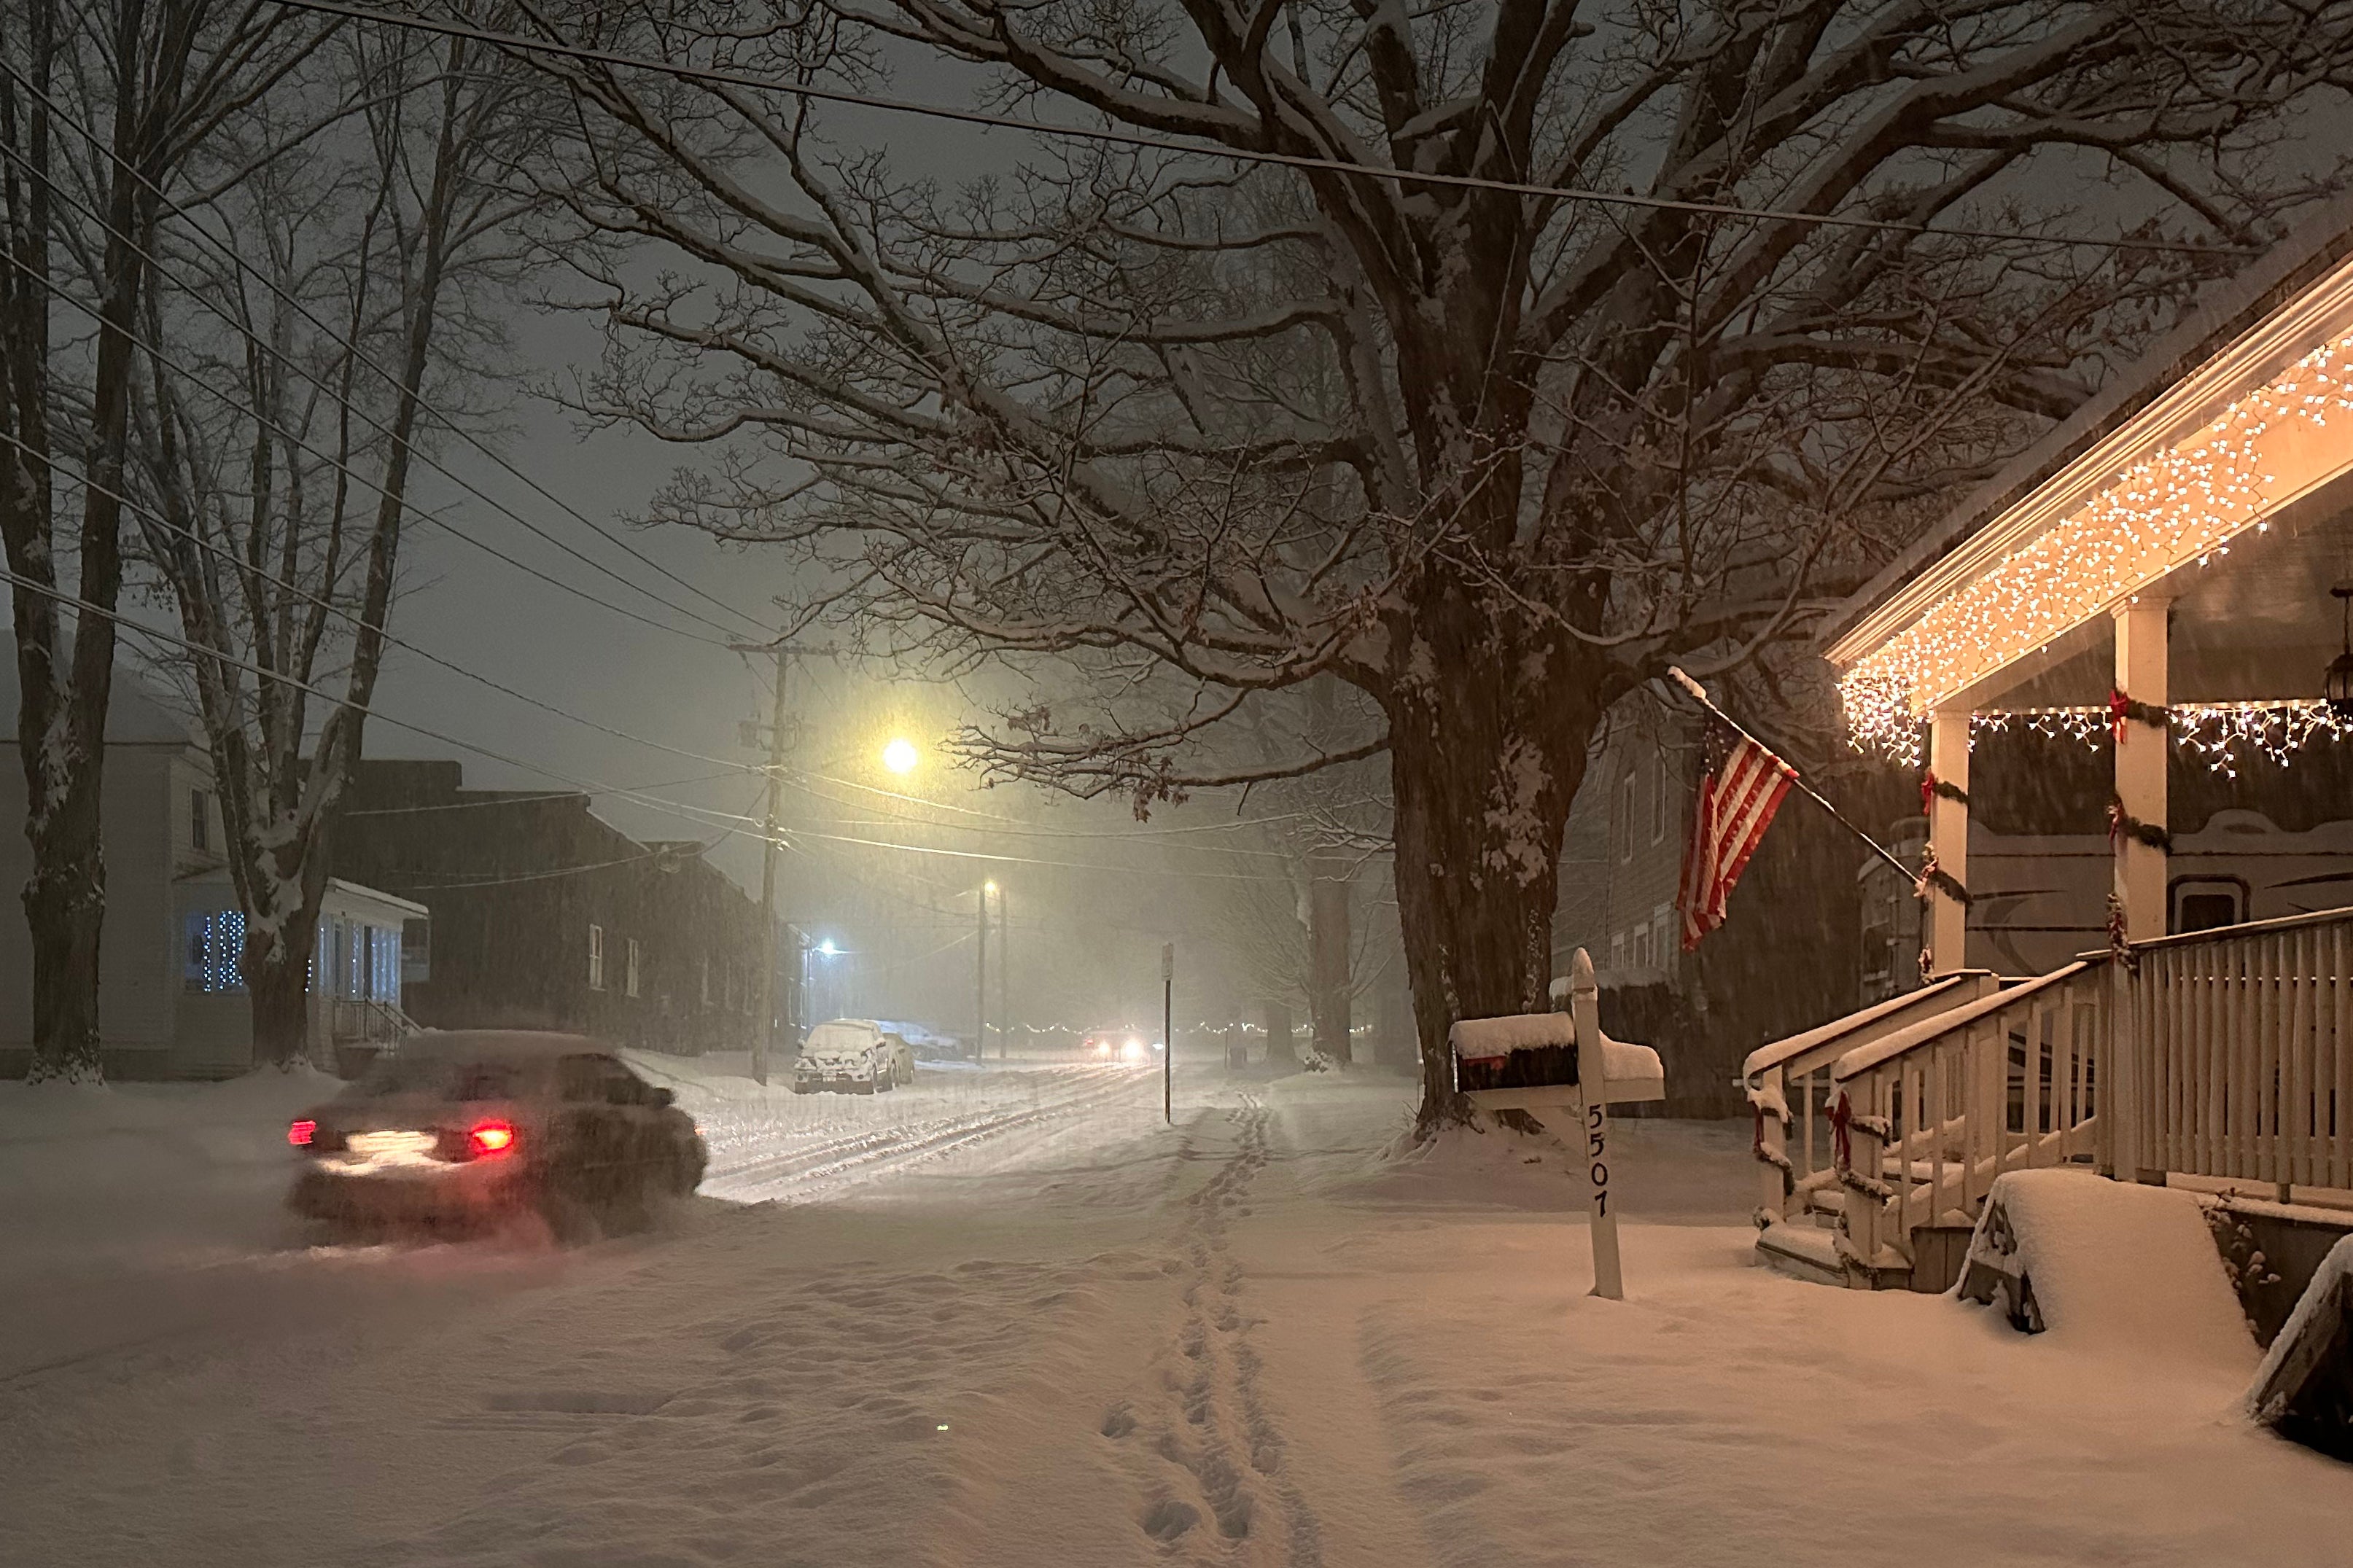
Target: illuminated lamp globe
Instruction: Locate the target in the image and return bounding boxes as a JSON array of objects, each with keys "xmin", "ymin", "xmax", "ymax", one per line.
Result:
[{"xmin": 882, "ymin": 736, "xmax": 921, "ymax": 775}]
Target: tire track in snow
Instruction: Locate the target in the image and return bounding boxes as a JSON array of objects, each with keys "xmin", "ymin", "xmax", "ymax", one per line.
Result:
[
  {"xmin": 701, "ymin": 1068, "xmax": 1146, "ymax": 1203},
  {"xmin": 1102, "ymin": 1093, "xmax": 1323, "ymax": 1564}
]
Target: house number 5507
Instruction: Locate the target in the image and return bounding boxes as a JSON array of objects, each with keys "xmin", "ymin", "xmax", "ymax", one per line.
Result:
[{"xmin": 1587, "ymin": 1102, "xmax": 1609, "ymax": 1217}]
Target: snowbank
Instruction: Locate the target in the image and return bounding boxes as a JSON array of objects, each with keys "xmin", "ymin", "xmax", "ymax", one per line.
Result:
[
  {"xmin": 0, "ymin": 1068, "xmax": 337, "ymax": 1275},
  {"xmin": 1966, "ymin": 1168, "xmax": 2255, "ymax": 1376}
]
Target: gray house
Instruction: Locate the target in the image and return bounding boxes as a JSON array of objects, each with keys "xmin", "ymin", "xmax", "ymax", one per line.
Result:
[{"xmin": 0, "ymin": 675, "xmax": 421, "ymax": 1078}]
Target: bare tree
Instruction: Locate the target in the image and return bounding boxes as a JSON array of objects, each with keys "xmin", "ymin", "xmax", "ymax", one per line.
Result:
[
  {"xmin": 534, "ymin": 0, "xmax": 2353, "ymax": 1130},
  {"xmin": 128, "ymin": 25, "xmax": 538, "ymax": 1065},
  {"xmin": 0, "ymin": 0, "xmax": 329, "ymax": 1081}
]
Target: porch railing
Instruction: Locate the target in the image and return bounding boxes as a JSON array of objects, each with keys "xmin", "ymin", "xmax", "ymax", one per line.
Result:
[
  {"xmin": 331, "ymin": 997, "xmax": 416, "ymax": 1046},
  {"xmin": 1747, "ymin": 903, "xmax": 2353, "ymax": 1286},
  {"xmin": 2119, "ymin": 908, "xmax": 2353, "ymax": 1193},
  {"xmin": 1829, "ymin": 959, "xmax": 2107, "ymax": 1273},
  {"xmin": 1741, "ymin": 971, "xmax": 2000, "ymax": 1228}
]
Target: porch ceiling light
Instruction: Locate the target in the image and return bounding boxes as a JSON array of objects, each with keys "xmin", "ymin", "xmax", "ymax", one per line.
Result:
[{"xmin": 2328, "ymin": 585, "xmax": 2353, "ymax": 719}]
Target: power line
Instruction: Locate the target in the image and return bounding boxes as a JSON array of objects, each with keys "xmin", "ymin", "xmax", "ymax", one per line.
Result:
[
  {"xmin": 374, "ymin": 848, "xmax": 672, "ymax": 890},
  {"xmin": 0, "ymin": 426, "xmax": 769, "ymax": 780},
  {"xmin": 274, "ymin": 0, "xmax": 2255, "ymax": 260},
  {"xmin": 4, "ymin": 560, "xmax": 1308, "ymax": 883},
  {"xmin": 338, "ymin": 768, "xmax": 742, "ymax": 814},
  {"xmin": 0, "ymin": 561, "xmax": 775, "ymax": 843},
  {"xmin": 0, "ymin": 66, "xmax": 764, "ymax": 647},
  {"xmin": 0, "ymin": 217, "xmax": 739, "ymax": 654}
]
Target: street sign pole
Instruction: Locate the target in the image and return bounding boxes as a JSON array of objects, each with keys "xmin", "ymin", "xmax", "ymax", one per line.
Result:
[
  {"xmin": 1161, "ymin": 943, "xmax": 1174, "ymax": 1125},
  {"xmin": 1568, "ymin": 948, "xmax": 1624, "ymax": 1300}
]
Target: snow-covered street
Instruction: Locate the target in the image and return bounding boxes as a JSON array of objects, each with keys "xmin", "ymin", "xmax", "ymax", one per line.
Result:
[{"xmin": 6, "ymin": 1064, "xmax": 2352, "ymax": 1567}]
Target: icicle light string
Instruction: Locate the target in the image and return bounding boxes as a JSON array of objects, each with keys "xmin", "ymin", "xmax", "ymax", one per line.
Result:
[
  {"xmin": 1841, "ymin": 334, "xmax": 2353, "ymax": 754},
  {"xmin": 1961, "ymin": 699, "xmax": 2353, "ymax": 777}
]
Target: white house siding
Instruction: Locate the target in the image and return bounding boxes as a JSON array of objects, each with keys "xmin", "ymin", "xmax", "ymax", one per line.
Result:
[{"xmin": 1856, "ymin": 810, "xmax": 2353, "ymax": 985}]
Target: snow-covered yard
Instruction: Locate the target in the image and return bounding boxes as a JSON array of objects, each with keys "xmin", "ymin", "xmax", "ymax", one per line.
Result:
[{"xmin": 3, "ymin": 1064, "xmax": 2346, "ymax": 1565}]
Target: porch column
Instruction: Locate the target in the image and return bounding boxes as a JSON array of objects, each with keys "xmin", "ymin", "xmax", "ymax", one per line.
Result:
[
  {"xmin": 2111, "ymin": 602, "xmax": 2169, "ymax": 943},
  {"xmin": 1924, "ymin": 710, "xmax": 1970, "ymax": 976}
]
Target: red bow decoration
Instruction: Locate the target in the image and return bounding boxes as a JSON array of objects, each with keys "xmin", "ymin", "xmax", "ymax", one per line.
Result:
[
  {"xmin": 2109, "ymin": 687, "xmax": 2132, "ymax": 745},
  {"xmin": 1921, "ymin": 770, "xmax": 1937, "ymax": 815},
  {"xmin": 1829, "ymin": 1090, "xmax": 1854, "ymax": 1170}
]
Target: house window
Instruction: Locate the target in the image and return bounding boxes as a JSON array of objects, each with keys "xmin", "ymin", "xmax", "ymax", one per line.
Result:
[
  {"xmin": 402, "ymin": 918, "xmax": 431, "ymax": 985},
  {"xmin": 1609, "ymin": 931, "xmax": 1627, "ymax": 970},
  {"xmin": 1632, "ymin": 924, "xmax": 1652, "ymax": 970},
  {"xmin": 588, "ymin": 924, "xmax": 606, "ymax": 990},
  {"xmin": 369, "ymin": 927, "xmax": 400, "ymax": 1002},
  {"xmin": 626, "ymin": 938, "xmax": 642, "ymax": 999},
  {"xmin": 190, "ymin": 787, "xmax": 209, "ymax": 852},
  {"xmin": 1652, "ymin": 907, "xmax": 1675, "ymax": 967},
  {"xmin": 182, "ymin": 909, "xmax": 246, "ymax": 993},
  {"xmin": 1619, "ymin": 769, "xmax": 1637, "ymax": 863},
  {"xmin": 701, "ymin": 956, "xmax": 712, "ymax": 1007}
]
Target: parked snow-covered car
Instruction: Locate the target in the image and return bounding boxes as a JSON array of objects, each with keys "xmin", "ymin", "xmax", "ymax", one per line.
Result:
[
  {"xmin": 793, "ymin": 1019, "xmax": 909, "ymax": 1093},
  {"xmin": 285, "ymin": 1031, "xmax": 705, "ymax": 1240}
]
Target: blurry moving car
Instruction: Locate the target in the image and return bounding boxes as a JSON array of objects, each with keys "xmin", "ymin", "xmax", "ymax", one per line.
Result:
[
  {"xmin": 286, "ymin": 1031, "xmax": 706, "ymax": 1240},
  {"xmin": 793, "ymin": 1018, "xmax": 911, "ymax": 1094},
  {"xmin": 1082, "ymin": 1026, "xmax": 1158, "ymax": 1064}
]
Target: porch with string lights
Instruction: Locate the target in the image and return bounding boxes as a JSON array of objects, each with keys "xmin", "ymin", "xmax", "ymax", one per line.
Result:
[{"xmin": 1742, "ymin": 211, "xmax": 2353, "ymax": 1292}]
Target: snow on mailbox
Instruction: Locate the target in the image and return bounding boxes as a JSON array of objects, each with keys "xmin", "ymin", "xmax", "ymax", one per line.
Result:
[
  {"xmin": 1448, "ymin": 1013, "xmax": 1664, "ymax": 1109},
  {"xmin": 1448, "ymin": 949, "xmax": 1661, "ymax": 1299}
]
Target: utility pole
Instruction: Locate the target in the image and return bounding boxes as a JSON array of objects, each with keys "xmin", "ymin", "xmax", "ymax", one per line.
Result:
[
  {"xmin": 1162, "ymin": 943, "xmax": 1175, "ymax": 1124},
  {"xmin": 976, "ymin": 880, "xmax": 992, "ymax": 1061},
  {"xmin": 734, "ymin": 643, "xmax": 790, "ymax": 1085}
]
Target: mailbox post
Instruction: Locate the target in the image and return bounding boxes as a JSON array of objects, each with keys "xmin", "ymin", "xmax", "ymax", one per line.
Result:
[
  {"xmin": 1568, "ymin": 951, "xmax": 1622, "ymax": 1299},
  {"xmin": 1448, "ymin": 947, "xmax": 1658, "ymax": 1301}
]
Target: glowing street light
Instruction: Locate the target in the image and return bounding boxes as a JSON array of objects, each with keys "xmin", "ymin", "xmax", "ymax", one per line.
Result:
[
  {"xmin": 817, "ymin": 937, "xmax": 841, "ymax": 958},
  {"xmin": 881, "ymin": 736, "xmax": 920, "ymax": 775}
]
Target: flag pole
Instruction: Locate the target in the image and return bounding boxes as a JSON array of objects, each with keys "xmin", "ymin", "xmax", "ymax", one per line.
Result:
[{"xmin": 1664, "ymin": 667, "xmax": 1916, "ymax": 884}]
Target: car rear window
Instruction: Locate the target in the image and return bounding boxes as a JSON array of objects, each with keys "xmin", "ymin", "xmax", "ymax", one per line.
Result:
[{"xmin": 349, "ymin": 1056, "xmax": 527, "ymax": 1101}]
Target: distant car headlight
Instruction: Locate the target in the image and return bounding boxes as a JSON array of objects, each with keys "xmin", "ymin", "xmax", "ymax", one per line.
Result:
[{"xmin": 1119, "ymin": 1039, "xmax": 1144, "ymax": 1062}]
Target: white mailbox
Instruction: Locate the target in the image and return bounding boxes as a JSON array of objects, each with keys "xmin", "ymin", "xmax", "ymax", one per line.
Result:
[
  {"xmin": 1448, "ymin": 949, "xmax": 1659, "ymax": 1299},
  {"xmin": 1449, "ymin": 1013, "xmax": 1665, "ymax": 1112}
]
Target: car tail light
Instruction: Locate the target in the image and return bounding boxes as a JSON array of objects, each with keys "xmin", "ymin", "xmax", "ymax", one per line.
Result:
[
  {"xmin": 287, "ymin": 1118, "xmax": 316, "ymax": 1147},
  {"xmin": 467, "ymin": 1120, "xmax": 518, "ymax": 1158}
]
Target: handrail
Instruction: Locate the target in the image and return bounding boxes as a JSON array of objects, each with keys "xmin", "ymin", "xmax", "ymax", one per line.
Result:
[
  {"xmin": 1742, "ymin": 970, "xmax": 1994, "ymax": 1082},
  {"xmin": 2112, "ymin": 901, "xmax": 2353, "ymax": 959},
  {"xmin": 1833, "ymin": 959, "xmax": 2099, "ymax": 1082}
]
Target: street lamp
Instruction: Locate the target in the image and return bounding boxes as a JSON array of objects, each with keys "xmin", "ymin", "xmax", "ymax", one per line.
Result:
[{"xmin": 882, "ymin": 736, "xmax": 921, "ymax": 775}]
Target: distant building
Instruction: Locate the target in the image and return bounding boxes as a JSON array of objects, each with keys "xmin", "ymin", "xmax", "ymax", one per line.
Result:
[
  {"xmin": 0, "ymin": 676, "xmax": 421, "ymax": 1078},
  {"xmin": 329, "ymin": 760, "xmax": 775, "ymax": 1054}
]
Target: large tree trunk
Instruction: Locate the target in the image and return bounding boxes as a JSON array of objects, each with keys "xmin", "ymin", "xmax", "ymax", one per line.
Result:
[
  {"xmin": 20, "ymin": 787, "xmax": 104, "ymax": 1081},
  {"xmin": 248, "ymin": 939, "xmax": 316, "ymax": 1068},
  {"xmin": 1386, "ymin": 601, "xmax": 1599, "ymax": 1134}
]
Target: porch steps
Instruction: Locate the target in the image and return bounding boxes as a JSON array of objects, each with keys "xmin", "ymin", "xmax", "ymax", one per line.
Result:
[{"xmin": 1756, "ymin": 1220, "xmax": 1851, "ymax": 1288}]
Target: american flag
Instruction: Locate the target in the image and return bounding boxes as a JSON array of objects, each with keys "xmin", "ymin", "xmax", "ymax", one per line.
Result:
[{"xmin": 1676, "ymin": 733, "xmax": 1797, "ymax": 951}]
